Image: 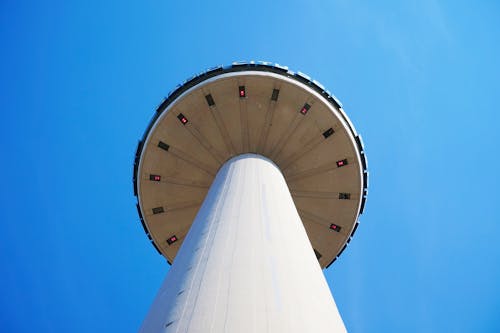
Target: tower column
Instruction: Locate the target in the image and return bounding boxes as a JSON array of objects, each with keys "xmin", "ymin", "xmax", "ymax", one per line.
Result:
[{"xmin": 140, "ymin": 154, "xmax": 347, "ymax": 332}]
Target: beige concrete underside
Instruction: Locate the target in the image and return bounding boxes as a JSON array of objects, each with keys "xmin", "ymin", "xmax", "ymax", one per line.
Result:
[{"xmin": 138, "ymin": 71, "xmax": 363, "ymax": 268}]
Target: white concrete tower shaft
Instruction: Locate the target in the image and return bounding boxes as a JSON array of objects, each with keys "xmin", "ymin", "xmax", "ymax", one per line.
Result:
[{"xmin": 140, "ymin": 154, "xmax": 346, "ymax": 332}]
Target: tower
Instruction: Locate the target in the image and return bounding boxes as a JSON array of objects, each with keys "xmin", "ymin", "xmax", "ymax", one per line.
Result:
[{"xmin": 133, "ymin": 62, "xmax": 368, "ymax": 332}]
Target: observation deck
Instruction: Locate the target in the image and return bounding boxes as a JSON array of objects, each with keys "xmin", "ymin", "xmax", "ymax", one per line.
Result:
[{"xmin": 133, "ymin": 62, "xmax": 368, "ymax": 268}]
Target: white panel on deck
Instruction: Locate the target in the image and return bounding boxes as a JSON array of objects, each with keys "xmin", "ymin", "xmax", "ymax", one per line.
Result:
[{"xmin": 140, "ymin": 154, "xmax": 346, "ymax": 333}]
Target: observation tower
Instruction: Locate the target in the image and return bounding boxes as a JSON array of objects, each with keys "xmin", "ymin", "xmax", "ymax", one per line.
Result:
[{"xmin": 133, "ymin": 62, "xmax": 368, "ymax": 332}]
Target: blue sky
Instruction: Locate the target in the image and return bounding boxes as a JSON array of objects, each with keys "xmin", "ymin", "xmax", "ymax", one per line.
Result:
[{"xmin": 1, "ymin": 1, "xmax": 499, "ymax": 332}]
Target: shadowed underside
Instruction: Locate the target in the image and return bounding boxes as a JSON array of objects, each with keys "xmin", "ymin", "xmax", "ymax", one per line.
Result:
[{"xmin": 133, "ymin": 63, "xmax": 368, "ymax": 268}]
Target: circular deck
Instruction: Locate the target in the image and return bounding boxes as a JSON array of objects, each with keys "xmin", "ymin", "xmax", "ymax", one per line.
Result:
[{"xmin": 133, "ymin": 62, "xmax": 368, "ymax": 268}]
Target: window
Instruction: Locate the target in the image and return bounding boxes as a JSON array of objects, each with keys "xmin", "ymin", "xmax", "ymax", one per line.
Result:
[
  {"xmin": 205, "ymin": 94, "xmax": 215, "ymax": 106},
  {"xmin": 167, "ymin": 235, "xmax": 178, "ymax": 245},
  {"xmin": 323, "ymin": 128, "xmax": 334, "ymax": 138},
  {"xmin": 336, "ymin": 159, "xmax": 348, "ymax": 167},
  {"xmin": 339, "ymin": 193, "xmax": 350, "ymax": 200},
  {"xmin": 158, "ymin": 141, "xmax": 170, "ymax": 151},
  {"xmin": 271, "ymin": 89, "xmax": 280, "ymax": 101},
  {"xmin": 330, "ymin": 223, "xmax": 342, "ymax": 232},
  {"xmin": 238, "ymin": 86, "xmax": 246, "ymax": 98},
  {"xmin": 152, "ymin": 207, "xmax": 164, "ymax": 214},
  {"xmin": 177, "ymin": 113, "xmax": 188, "ymax": 125},
  {"xmin": 150, "ymin": 174, "xmax": 161, "ymax": 181},
  {"xmin": 300, "ymin": 103, "xmax": 310, "ymax": 115}
]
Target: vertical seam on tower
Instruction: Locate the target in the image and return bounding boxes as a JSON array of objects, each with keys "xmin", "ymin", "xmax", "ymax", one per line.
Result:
[
  {"xmin": 221, "ymin": 161, "xmax": 245, "ymax": 332},
  {"xmin": 207, "ymin": 164, "xmax": 236, "ymax": 333},
  {"xmin": 177, "ymin": 165, "xmax": 234, "ymax": 333}
]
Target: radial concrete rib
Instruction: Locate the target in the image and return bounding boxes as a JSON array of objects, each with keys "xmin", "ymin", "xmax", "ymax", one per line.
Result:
[
  {"xmin": 285, "ymin": 162, "xmax": 338, "ymax": 182},
  {"xmin": 239, "ymin": 98, "xmax": 249, "ymax": 152},
  {"xmin": 184, "ymin": 123, "xmax": 225, "ymax": 164},
  {"xmin": 298, "ymin": 208, "xmax": 331, "ymax": 227},
  {"xmin": 157, "ymin": 176, "xmax": 211, "ymax": 188},
  {"xmin": 256, "ymin": 99, "xmax": 277, "ymax": 153},
  {"xmin": 269, "ymin": 113, "xmax": 303, "ymax": 160},
  {"xmin": 144, "ymin": 201, "xmax": 202, "ymax": 218},
  {"xmin": 165, "ymin": 200, "xmax": 203, "ymax": 212},
  {"xmin": 168, "ymin": 147, "xmax": 216, "ymax": 176},
  {"xmin": 290, "ymin": 190, "xmax": 340, "ymax": 199},
  {"xmin": 280, "ymin": 135, "xmax": 325, "ymax": 171},
  {"xmin": 209, "ymin": 105, "xmax": 236, "ymax": 155}
]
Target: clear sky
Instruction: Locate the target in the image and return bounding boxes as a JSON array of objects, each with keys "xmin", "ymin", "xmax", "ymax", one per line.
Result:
[{"xmin": 1, "ymin": 1, "xmax": 499, "ymax": 332}]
